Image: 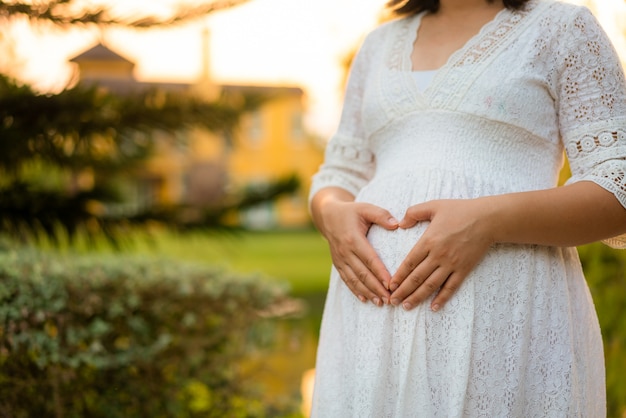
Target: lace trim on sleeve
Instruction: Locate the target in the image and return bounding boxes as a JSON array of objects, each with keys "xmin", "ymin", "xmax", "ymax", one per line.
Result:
[
  {"xmin": 565, "ymin": 125, "xmax": 626, "ymax": 206},
  {"xmin": 564, "ymin": 125, "xmax": 626, "ymax": 249},
  {"xmin": 602, "ymin": 236, "xmax": 626, "ymax": 249},
  {"xmin": 309, "ymin": 135, "xmax": 376, "ymax": 201},
  {"xmin": 565, "ymin": 128, "xmax": 626, "ymax": 161}
]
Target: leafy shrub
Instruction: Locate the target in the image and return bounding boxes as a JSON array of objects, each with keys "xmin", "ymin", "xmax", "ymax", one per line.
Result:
[{"xmin": 0, "ymin": 249, "xmax": 297, "ymax": 417}]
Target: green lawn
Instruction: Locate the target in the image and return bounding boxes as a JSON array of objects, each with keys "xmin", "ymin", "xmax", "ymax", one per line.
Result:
[{"xmin": 134, "ymin": 229, "xmax": 332, "ymax": 295}]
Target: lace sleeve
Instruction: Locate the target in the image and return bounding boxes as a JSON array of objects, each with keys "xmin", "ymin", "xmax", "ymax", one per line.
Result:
[
  {"xmin": 557, "ymin": 7, "xmax": 626, "ymax": 249},
  {"xmin": 308, "ymin": 34, "xmax": 376, "ymax": 202}
]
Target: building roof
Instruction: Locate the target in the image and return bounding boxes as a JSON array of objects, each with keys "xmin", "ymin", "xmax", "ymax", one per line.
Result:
[
  {"xmin": 77, "ymin": 79, "xmax": 191, "ymax": 95},
  {"xmin": 69, "ymin": 43, "xmax": 135, "ymax": 64},
  {"xmin": 222, "ymin": 84, "xmax": 304, "ymax": 97},
  {"xmin": 69, "ymin": 42, "xmax": 304, "ymax": 98}
]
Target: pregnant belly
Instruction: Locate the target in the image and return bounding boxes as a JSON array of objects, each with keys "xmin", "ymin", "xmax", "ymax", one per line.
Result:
[
  {"xmin": 366, "ymin": 223, "xmax": 429, "ymax": 277},
  {"xmin": 355, "ymin": 168, "xmax": 483, "ymax": 275}
]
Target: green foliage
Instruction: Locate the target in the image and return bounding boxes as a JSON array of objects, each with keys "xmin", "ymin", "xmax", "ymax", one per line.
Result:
[
  {"xmin": 0, "ymin": 248, "xmax": 299, "ymax": 417},
  {"xmin": 578, "ymin": 242, "xmax": 626, "ymax": 417},
  {"xmin": 0, "ymin": 75, "xmax": 252, "ymax": 172}
]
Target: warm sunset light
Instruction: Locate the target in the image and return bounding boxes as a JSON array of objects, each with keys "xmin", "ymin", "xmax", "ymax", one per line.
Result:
[
  {"xmin": 6, "ymin": 0, "xmax": 626, "ymax": 137},
  {"xmin": 3, "ymin": 1, "xmax": 626, "ymax": 416}
]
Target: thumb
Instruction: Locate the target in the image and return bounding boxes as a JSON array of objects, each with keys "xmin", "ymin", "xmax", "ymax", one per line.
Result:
[
  {"xmin": 400, "ymin": 201, "xmax": 435, "ymax": 228},
  {"xmin": 359, "ymin": 204, "xmax": 399, "ymax": 230}
]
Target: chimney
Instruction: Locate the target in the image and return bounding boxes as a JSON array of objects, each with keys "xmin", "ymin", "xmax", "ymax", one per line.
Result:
[{"xmin": 196, "ymin": 25, "xmax": 220, "ymax": 101}]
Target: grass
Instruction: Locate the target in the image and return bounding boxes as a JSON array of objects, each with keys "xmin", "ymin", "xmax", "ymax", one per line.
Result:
[{"xmin": 136, "ymin": 228, "xmax": 333, "ymax": 295}]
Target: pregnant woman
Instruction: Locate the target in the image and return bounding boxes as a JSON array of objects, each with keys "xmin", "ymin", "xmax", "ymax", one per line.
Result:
[{"xmin": 308, "ymin": 0, "xmax": 626, "ymax": 416}]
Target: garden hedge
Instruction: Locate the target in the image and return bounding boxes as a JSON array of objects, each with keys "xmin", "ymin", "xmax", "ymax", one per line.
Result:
[{"xmin": 0, "ymin": 249, "xmax": 297, "ymax": 418}]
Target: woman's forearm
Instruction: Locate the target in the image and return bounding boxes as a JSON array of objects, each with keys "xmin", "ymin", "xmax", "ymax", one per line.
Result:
[{"xmin": 484, "ymin": 181, "xmax": 626, "ymax": 247}]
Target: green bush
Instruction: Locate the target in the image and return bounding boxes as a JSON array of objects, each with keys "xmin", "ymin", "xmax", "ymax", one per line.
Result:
[
  {"xmin": 0, "ymin": 249, "xmax": 297, "ymax": 418},
  {"xmin": 579, "ymin": 242, "xmax": 626, "ymax": 417}
]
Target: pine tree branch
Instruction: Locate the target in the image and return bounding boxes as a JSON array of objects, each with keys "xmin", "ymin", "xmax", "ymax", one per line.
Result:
[
  {"xmin": 0, "ymin": 75, "xmax": 261, "ymax": 172},
  {"xmin": 0, "ymin": 0, "xmax": 249, "ymax": 27}
]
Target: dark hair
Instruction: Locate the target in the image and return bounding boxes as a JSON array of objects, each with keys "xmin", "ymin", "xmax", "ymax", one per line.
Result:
[{"xmin": 387, "ymin": 0, "xmax": 530, "ymax": 16}]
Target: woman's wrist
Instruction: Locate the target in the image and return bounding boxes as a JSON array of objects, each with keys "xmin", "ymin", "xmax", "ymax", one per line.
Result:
[
  {"xmin": 474, "ymin": 195, "xmax": 506, "ymax": 245},
  {"xmin": 470, "ymin": 196, "xmax": 501, "ymax": 247},
  {"xmin": 310, "ymin": 188, "xmax": 356, "ymax": 237}
]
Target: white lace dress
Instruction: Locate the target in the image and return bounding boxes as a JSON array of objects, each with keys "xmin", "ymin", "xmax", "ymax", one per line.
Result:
[{"xmin": 308, "ymin": 1, "xmax": 626, "ymax": 416}]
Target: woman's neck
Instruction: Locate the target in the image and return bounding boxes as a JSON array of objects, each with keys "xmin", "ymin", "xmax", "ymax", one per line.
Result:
[
  {"xmin": 437, "ymin": 0, "xmax": 504, "ymax": 16},
  {"xmin": 411, "ymin": 0, "xmax": 506, "ymax": 70}
]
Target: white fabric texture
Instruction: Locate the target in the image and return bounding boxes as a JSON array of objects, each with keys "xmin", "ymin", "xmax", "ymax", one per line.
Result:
[{"xmin": 309, "ymin": 1, "xmax": 626, "ymax": 416}]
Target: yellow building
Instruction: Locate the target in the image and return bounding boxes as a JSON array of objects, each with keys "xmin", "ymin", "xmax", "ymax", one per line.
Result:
[{"xmin": 69, "ymin": 42, "xmax": 323, "ymax": 229}]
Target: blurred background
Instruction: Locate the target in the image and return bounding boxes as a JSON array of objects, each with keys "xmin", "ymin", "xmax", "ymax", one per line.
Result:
[{"xmin": 0, "ymin": 0, "xmax": 625, "ymax": 416}]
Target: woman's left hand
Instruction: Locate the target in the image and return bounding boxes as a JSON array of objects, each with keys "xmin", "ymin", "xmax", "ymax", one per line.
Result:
[{"xmin": 388, "ymin": 198, "xmax": 495, "ymax": 312}]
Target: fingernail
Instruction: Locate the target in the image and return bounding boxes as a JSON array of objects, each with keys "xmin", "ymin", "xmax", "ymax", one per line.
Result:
[
  {"xmin": 389, "ymin": 283, "xmax": 398, "ymax": 292},
  {"xmin": 388, "ymin": 217, "xmax": 398, "ymax": 225},
  {"xmin": 391, "ymin": 298, "xmax": 400, "ymax": 306},
  {"xmin": 431, "ymin": 303, "xmax": 440, "ymax": 312},
  {"xmin": 372, "ymin": 297, "xmax": 381, "ymax": 307},
  {"xmin": 358, "ymin": 295, "xmax": 367, "ymax": 303},
  {"xmin": 402, "ymin": 302, "xmax": 413, "ymax": 311}
]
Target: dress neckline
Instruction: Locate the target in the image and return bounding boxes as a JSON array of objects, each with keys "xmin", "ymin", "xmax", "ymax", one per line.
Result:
[
  {"xmin": 403, "ymin": 6, "xmax": 511, "ymax": 75},
  {"xmin": 408, "ymin": 7, "xmax": 509, "ymax": 73},
  {"xmin": 385, "ymin": 0, "xmax": 547, "ymax": 109}
]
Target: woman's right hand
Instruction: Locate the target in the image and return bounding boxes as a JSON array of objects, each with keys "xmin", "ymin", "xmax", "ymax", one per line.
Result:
[{"xmin": 311, "ymin": 188, "xmax": 399, "ymax": 306}]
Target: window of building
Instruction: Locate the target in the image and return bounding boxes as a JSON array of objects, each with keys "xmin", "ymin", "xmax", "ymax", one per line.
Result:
[
  {"xmin": 248, "ymin": 111, "xmax": 264, "ymax": 144},
  {"xmin": 291, "ymin": 111, "xmax": 304, "ymax": 142}
]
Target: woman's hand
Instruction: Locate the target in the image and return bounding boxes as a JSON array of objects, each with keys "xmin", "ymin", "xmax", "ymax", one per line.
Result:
[
  {"xmin": 312, "ymin": 189, "xmax": 399, "ymax": 306},
  {"xmin": 389, "ymin": 198, "xmax": 495, "ymax": 312}
]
